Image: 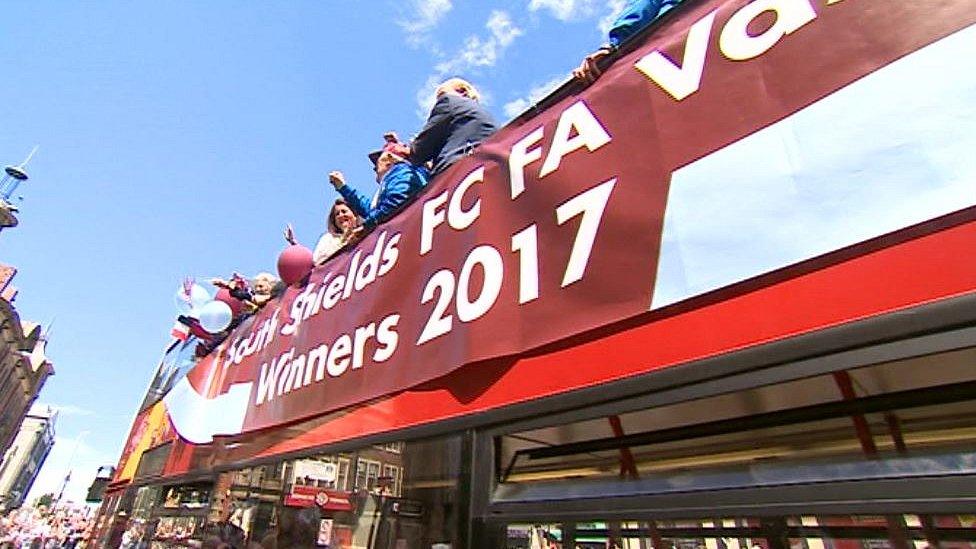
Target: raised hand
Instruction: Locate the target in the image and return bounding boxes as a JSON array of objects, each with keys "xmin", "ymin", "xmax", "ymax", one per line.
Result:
[
  {"xmin": 573, "ymin": 48, "xmax": 610, "ymax": 85},
  {"xmin": 329, "ymin": 170, "xmax": 346, "ymax": 189},
  {"xmin": 283, "ymin": 223, "xmax": 297, "ymax": 245}
]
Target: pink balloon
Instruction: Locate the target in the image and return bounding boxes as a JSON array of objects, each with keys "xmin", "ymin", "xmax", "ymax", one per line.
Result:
[
  {"xmin": 215, "ymin": 288, "xmax": 244, "ymax": 317},
  {"xmin": 277, "ymin": 245, "xmax": 314, "ymax": 286}
]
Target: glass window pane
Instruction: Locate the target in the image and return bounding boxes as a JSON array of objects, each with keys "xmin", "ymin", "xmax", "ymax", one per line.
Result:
[
  {"xmin": 498, "ymin": 349, "xmax": 976, "ymax": 488},
  {"xmin": 502, "ymin": 515, "xmax": 976, "ymax": 549},
  {"xmin": 141, "ymin": 434, "xmax": 467, "ymax": 548}
]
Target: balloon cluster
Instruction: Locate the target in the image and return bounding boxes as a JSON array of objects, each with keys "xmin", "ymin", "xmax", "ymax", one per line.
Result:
[
  {"xmin": 174, "ymin": 281, "xmax": 236, "ymax": 335},
  {"xmin": 172, "ymin": 244, "xmax": 314, "ymax": 339}
]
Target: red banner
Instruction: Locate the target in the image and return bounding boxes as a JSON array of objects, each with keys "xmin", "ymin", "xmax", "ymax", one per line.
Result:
[
  {"xmin": 283, "ymin": 486, "xmax": 354, "ymax": 512},
  {"xmin": 162, "ymin": 0, "xmax": 976, "ymax": 443}
]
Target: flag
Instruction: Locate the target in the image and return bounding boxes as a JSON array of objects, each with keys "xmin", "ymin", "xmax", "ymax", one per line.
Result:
[{"xmin": 171, "ymin": 321, "xmax": 189, "ymax": 341}]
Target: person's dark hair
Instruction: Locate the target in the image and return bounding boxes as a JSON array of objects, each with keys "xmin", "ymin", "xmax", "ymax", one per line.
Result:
[
  {"xmin": 328, "ymin": 198, "xmax": 349, "ymax": 234},
  {"xmin": 271, "ymin": 280, "xmax": 286, "ymax": 299}
]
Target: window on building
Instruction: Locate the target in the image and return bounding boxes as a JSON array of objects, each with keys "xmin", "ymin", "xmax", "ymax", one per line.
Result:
[
  {"xmin": 201, "ymin": 435, "xmax": 461, "ymax": 548},
  {"xmin": 336, "ymin": 456, "xmax": 351, "ymax": 492},
  {"xmin": 497, "ymin": 348, "xmax": 976, "ymax": 489},
  {"xmin": 381, "ymin": 464, "xmax": 402, "ymax": 496},
  {"xmin": 355, "ymin": 459, "xmax": 381, "ymax": 491}
]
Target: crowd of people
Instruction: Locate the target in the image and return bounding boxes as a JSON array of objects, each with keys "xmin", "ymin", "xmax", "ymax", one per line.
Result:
[
  {"xmin": 307, "ymin": 75, "xmax": 496, "ymax": 262},
  {"xmin": 0, "ymin": 505, "xmax": 93, "ymax": 548},
  {"xmin": 177, "ymin": 76, "xmax": 499, "ymax": 356},
  {"xmin": 301, "ymin": 0, "xmax": 677, "ymax": 275},
  {"xmin": 175, "ymin": 0, "xmax": 678, "ymax": 358}
]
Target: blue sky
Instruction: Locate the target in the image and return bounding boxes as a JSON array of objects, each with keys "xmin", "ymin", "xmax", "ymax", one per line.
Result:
[{"xmin": 0, "ymin": 0, "xmax": 626, "ymax": 503}]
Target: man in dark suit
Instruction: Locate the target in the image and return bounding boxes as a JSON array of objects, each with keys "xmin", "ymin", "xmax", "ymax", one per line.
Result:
[{"xmin": 408, "ymin": 78, "xmax": 498, "ymax": 177}]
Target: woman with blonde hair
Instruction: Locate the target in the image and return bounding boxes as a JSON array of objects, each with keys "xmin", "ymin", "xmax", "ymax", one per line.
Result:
[{"xmin": 406, "ymin": 77, "xmax": 498, "ymax": 176}]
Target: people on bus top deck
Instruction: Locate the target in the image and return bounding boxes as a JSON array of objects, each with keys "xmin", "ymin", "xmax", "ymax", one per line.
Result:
[
  {"xmin": 574, "ymin": 0, "xmax": 683, "ymax": 85},
  {"xmin": 407, "ymin": 78, "xmax": 498, "ymax": 176},
  {"xmin": 316, "ymin": 199, "xmax": 361, "ymax": 262},
  {"xmin": 329, "ymin": 137, "xmax": 429, "ymax": 232},
  {"xmin": 212, "ymin": 272, "xmax": 282, "ymax": 313},
  {"xmin": 250, "ymin": 272, "xmax": 283, "ymax": 307},
  {"xmin": 187, "ymin": 273, "xmax": 280, "ymax": 356},
  {"xmin": 283, "ymin": 199, "xmax": 363, "ymax": 265},
  {"xmin": 211, "ymin": 273, "xmax": 254, "ymax": 303}
]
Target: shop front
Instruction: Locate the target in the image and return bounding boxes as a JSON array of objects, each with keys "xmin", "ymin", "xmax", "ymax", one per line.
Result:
[{"xmin": 96, "ymin": 435, "xmax": 464, "ymax": 547}]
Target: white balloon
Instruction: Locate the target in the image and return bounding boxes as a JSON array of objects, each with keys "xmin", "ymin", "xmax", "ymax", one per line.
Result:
[
  {"xmin": 174, "ymin": 283, "xmax": 212, "ymax": 315},
  {"xmin": 197, "ymin": 301, "xmax": 233, "ymax": 333},
  {"xmin": 175, "ymin": 288, "xmax": 192, "ymax": 315},
  {"xmin": 189, "ymin": 284, "xmax": 211, "ymax": 309}
]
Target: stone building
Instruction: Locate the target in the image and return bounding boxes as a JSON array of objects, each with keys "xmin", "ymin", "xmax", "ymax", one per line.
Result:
[
  {"xmin": 0, "ymin": 403, "xmax": 57, "ymax": 510},
  {"xmin": 0, "ymin": 269, "xmax": 54, "ymax": 461}
]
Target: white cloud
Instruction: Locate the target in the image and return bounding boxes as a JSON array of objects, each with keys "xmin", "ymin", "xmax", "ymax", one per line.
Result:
[
  {"xmin": 529, "ymin": 0, "xmax": 625, "ymax": 34},
  {"xmin": 416, "ymin": 10, "xmax": 524, "ymax": 116},
  {"xmin": 529, "ymin": 0, "xmax": 601, "ymax": 22},
  {"xmin": 503, "ymin": 75, "xmax": 568, "ymax": 119},
  {"xmin": 436, "ymin": 11, "xmax": 524, "ymax": 73},
  {"xmin": 52, "ymin": 403, "xmax": 95, "ymax": 417},
  {"xmin": 598, "ymin": 0, "xmax": 627, "ymax": 34},
  {"xmin": 487, "ymin": 10, "xmax": 523, "ymax": 47},
  {"xmin": 399, "ymin": 0, "xmax": 453, "ymax": 47},
  {"xmin": 415, "ymin": 75, "xmax": 443, "ymax": 118},
  {"xmin": 26, "ymin": 434, "xmax": 115, "ymax": 506},
  {"xmin": 502, "ymin": 98, "xmax": 531, "ymax": 119}
]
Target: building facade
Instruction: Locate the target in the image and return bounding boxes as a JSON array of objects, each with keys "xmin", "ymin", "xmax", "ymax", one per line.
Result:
[
  {"xmin": 0, "ymin": 404, "xmax": 57, "ymax": 511},
  {"xmin": 0, "ymin": 181, "xmax": 54, "ymax": 463},
  {"xmin": 0, "ymin": 201, "xmax": 17, "ymax": 235},
  {"xmin": 0, "ymin": 288, "xmax": 54, "ymax": 461}
]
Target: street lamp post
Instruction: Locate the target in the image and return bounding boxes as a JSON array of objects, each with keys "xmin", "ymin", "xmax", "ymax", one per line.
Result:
[
  {"xmin": 0, "ymin": 146, "xmax": 38, "ymax": 233},
  {"xmin": 0, "ymin": 146, "xmax": 38, "ymax": 204},
  {"xmin": 55, "ymin": 430, "xmax": 90, "ymax": 507}
]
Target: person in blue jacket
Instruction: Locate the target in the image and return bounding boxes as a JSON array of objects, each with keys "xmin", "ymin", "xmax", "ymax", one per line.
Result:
[
  {"xmin": 574, "ymin": 0, "xmax": 683, "ymax": 85},
  {"xmin": 328, "ymin": 138, "xmax": 429, "ymax": 235}
]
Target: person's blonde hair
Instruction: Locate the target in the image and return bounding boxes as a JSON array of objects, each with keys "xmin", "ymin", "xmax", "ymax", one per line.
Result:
[{"xmin": 435, "ymin": 78, "xmax": 481, "ymax": 102}]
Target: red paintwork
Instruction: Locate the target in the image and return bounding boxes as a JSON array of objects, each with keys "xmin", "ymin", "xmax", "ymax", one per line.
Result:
[{"xmin": 258, "ymin": 214, "xmax": 976, "ymax": 457}]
